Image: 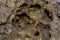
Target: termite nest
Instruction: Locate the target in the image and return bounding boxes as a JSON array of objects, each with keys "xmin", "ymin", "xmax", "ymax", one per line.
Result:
[{"xmin": 11, "ymin": 0, "xmax": 54, "ymax": 40}]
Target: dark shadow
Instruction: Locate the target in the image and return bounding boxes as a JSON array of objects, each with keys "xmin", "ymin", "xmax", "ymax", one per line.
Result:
[
  {"xmin": 34, "ymin": 31, "xmax": 39, "ymax": 36},
  {"xmin": 57, "ymin": 15, "xmax": 60, "ymax": 18},
  {"xmin": 44, "ymin": 9, "xmax": 52, "ymax": 20},
  {"xmin": 44, "ymin": 1, "xmax": 49, "ymax": 4},
  {"xmin": 49, "ymin": 33, "xmax": 51, "ymax": 38},
  {"xmin": 29, "ymin": 4, "xmax": 41, "ymax": 9},
  {"xmin": 16, "ymin": 12, "xmax": 30, "ymax": 19},
  {"xmin": 20, "ymin": 3, "xmax": 28, "ymax": 7}
]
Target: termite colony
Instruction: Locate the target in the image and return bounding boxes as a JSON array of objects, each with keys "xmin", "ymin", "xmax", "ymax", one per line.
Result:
[{"xmin": 12, "ymin": 0, "xmax": 54, "ymax": 40}]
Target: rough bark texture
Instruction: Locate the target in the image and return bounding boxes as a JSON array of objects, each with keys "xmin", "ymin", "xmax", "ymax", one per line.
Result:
[{"xmin": 0, "ymin": 0, "xmax": 60, "ymax": 40}]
